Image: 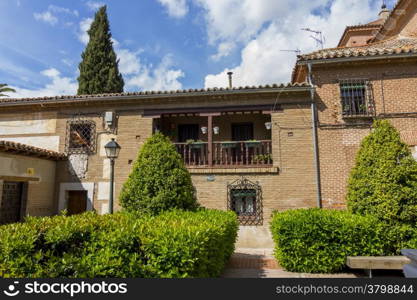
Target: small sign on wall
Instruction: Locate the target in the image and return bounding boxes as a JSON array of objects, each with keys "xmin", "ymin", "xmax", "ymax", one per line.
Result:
[
  {"xmin": 26, "ymin": 168, "xmax": 35, "ymax": 176},
  {"xmin": 207, "ymin": 175, "xmax": 215, "ymax": 182}
]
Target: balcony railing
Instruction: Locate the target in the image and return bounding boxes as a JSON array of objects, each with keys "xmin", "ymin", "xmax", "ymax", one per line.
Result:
[{"xmin": 174, "ymin": 140, "xmax": 273, "ymax": 167}]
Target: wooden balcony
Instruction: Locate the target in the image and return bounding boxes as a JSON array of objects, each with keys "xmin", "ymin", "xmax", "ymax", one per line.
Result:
[{"xmin": 174, "ymin": 140, "xmax": 273, "ymax": 167}]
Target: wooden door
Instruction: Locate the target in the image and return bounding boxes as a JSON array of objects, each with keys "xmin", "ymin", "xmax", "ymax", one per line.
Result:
[
  {"xmin": 67, "ymin": 191, "xmax": 87, "ymax": 215},
  {"xmin": 0, "ymin": 182, "xmax": 23, "ymax": 225}
]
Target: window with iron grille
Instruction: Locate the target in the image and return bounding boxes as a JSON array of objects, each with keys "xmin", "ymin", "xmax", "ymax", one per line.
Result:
[
  {"xmin": 66, "ymin": 120, "xmax": 96, "ymax": 154},
  {"xmin": 339, "ymin": 79, "xmax": 373, "ymax": 117},
  {"xmin": 227, "ymin": 178, "xmax": 262, "ymax": 225}
]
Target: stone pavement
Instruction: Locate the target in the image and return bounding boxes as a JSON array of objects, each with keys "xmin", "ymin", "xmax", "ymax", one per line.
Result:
[{"xmin": 222, "ymin": 248, "xmax": 361, "ymax": 278}]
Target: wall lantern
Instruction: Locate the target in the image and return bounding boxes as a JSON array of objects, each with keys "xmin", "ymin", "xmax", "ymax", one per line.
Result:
[
  {"xmin": 201, "ymin": 126, "xmax": 208, "ymax": 134},
  {"xmin": 213, "ymin": 126, "xmax": 220, "ymax": 135},
  {"xmin": 265, "ymin": 122, "xmax": 272, "ymax": 130}
]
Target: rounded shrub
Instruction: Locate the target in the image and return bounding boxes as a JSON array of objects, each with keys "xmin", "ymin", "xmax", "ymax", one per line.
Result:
[
  {"xmin": 347, "ymin": 120, "xmax": 417, "ymax": 225},
  {"xmin": 119, "ymin": 133, "xmax": 198, "ymax": 215},
  {"xmin": 270, "ymin": 208, "xmax": 385, "ymax": 273}
]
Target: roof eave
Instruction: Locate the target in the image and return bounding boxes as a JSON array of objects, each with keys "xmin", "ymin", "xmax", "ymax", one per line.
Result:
[
  {"xmin": 0, "ymin": 86, "xmax": 313, "ymax": 108},
  {"xmin": 297, "ymin": 51, "xmax": 417, "ymax": 65}
]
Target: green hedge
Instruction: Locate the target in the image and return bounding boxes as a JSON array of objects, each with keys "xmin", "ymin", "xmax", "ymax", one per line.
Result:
[
  {"xmin": 270, "ymin": 208, "xmax": 385, "ymax": 273},
  {"xmin": 0, "ymin": 209, "xmax": 238, "ymax": 278}
]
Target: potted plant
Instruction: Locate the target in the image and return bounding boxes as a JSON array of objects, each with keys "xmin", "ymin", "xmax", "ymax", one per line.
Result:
[
  {"xmin": 220, "ymin": 141, "xmax": 238, "ymax": 148},
  {"xmin": 253, "ymin": 154, "xmax": 272, "ymax": 164},
  {"xmin": 245, "ymin": 139, "xmax": 261, "ymax": 148},
  {"xmin": 186, "ymin": 139, "xmax": 205, "ymax": 149}
]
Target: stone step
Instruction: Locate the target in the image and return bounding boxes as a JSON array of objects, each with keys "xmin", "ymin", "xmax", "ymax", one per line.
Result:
[{"xmin": 227, "ymin": 248, "xmax": 280, "ymax": 269}]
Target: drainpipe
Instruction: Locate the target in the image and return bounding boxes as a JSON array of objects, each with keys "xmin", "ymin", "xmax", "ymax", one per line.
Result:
[{"xmin": 307, "ymin": 63, "xmax": 323, "ymax": 208}]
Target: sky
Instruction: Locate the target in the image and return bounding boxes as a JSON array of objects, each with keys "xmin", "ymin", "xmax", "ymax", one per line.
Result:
[{"xmin": 0, "ymin": 0, "xmax": 397, "ymax": 98}]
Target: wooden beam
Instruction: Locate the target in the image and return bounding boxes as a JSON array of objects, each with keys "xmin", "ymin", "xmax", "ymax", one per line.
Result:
[
  {"xmin": 143, "ymin": 104, "xmax": 277, "ymax": 116},
  {"xmin": 200, "ymin": 112, "xmax": 221, "ymax": 117},
  {"xmin": 207, "ymin": 115, "xmax": 213, "ymax": 167},
  {"xmin": 0, "ymin": 176, "xmax": 40, "ymax": 182}
]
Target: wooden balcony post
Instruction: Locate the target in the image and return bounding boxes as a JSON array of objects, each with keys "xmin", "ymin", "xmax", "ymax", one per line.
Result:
[{"xmin": 207, "ymin": 115, "xmax": 213, "ymax": 167}]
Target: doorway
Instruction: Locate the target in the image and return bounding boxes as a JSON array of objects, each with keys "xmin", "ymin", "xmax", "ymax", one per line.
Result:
[
  {"xmin": 67, "ymin": 190, "xmax": 87, "ymax": 215},
  {"xmin": 0, "ymin": 182, "xmax": 23, "ymax": 225},
  {"xmin": 178, "ymin": 124, "xmax": 199, "ymax": 142}
]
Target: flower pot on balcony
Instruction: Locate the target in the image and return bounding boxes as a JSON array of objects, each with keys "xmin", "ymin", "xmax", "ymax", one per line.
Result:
[
  {"xmin": 189, "ymin": 142, "xmax": 205, "ymax": 150},
  {"xmin": 244, "ymin": 141, "xmax": 261, "ymax": 148},
  {"xmin": 220, "ymin": 142, "xmax": 238, "ymax": 148}
]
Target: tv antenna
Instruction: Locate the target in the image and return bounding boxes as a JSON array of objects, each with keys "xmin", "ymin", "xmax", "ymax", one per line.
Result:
[
  {"xmin": 301, "ymin": 28, "xmax": 325, "ymax": 49},
  {"xmin": 280, "ymin": 48, "xmax": 301, "ymax": 55}
]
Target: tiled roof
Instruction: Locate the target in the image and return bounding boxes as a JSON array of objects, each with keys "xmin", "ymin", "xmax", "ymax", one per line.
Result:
[
  {"xmin": 0, "ymin": 83, "xmax": 311, "ymax": 106},
  {"xmin": 298, "ymin": 37, "xmax": 417, "ymax": 62},
  {"xmin": 0, "ymin": 140, "xmax": 66, "ymax": 160},
  {"xmin": 337, "ymin": 23, "xmax": 383, "ymax": 47}
]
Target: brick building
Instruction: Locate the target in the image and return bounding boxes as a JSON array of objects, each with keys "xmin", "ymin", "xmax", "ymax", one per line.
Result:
[
  {"xmin": 0, "ymin": 0, "xmax": 416, "ymax": 246},
  {"xmin": 293, "ymin": 0, "xmax": 417, "ymax": 209}
]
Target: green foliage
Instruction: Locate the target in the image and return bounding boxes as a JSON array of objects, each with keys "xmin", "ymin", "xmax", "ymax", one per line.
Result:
[
  {"xmin": 0, "ymin": 84, "xmax": 16, "ymax": 97},
  {"xmin": 347, "ymin": 120, "xmax": 417, "ymax": 225},
  {"xmin": 0, "ymin": 209, "xmax": 238, "ymax": 278},
  {"xmin": 77, "ymin": 6, "xmax": 124, "ymax": 95},
  {"xmin": 120, "ymin": 133, "xmax": 198, "ymax": 215},
  {"xmin": 270, "ymin": 209, "xmax": 385, "ymax": 273}
]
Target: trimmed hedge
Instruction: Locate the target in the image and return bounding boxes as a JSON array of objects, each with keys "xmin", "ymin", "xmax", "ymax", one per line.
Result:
[
  {"xmin": 120, "ymin": 133, "xmax": 198, "ymax": 215},
  {"xmin": 0, "ymin": 209, "xmax": 238, "ymax": 278},
  {"xmin": 270, "ymin": 209, "xmax": 385, "ymax": 273}
]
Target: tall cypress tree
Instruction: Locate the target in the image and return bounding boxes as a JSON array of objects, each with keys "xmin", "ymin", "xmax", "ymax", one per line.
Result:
[{"xmin": 77, "ymin": 6, "xmax": 124, "ymax": 95}]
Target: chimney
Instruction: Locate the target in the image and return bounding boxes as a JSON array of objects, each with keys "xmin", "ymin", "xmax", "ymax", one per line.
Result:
[
  {"xmin": 379, "ymin": 2, "xmax": 390, "ymax": 20},
  {"xmin": 227, "ymin": 72, "xmax": 233, "ymax": 89}
]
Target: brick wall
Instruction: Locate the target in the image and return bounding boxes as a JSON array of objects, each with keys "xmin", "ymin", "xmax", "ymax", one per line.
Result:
[
  {"xmin": 313, "ymin": 59, "xmax": 417, "ymax": 207},
  {"xmin": 0, "ymin": 92, "xmax": 316, "ymax": 223}
]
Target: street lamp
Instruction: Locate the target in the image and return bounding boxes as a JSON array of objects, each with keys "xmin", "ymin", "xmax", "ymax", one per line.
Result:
[{"xmin": 104, "ymin": 138, "xmax": 121, "ymax": 214}]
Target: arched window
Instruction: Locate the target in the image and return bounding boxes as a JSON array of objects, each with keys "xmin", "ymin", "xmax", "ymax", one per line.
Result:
[{"xmin": 227, "ymin": 178, "xmax": 262, "ymax": 225}]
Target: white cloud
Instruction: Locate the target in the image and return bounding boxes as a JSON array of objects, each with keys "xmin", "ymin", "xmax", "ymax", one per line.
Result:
[
  {"xmin": 34, "ymin": 11, "xmax": 58, "ymax": 26},
  {"xmin": 48, "ymin": 5, "xmax": 79, "ymax": 17},
  {"xmin": 211, "ymin": 41, "xmax": 235, "ymax": 61},
  {"xmin": 117, "ymin": 48, "xmax": 142, "ymax": 75},
  {"xmin": 157, "ymin": 0, "xmax": 189, "ymax": 18},
  {"xmin": 86, "ymin": 1, "xmax": 105, "ymax": 11},
  {"xmin": 11, "ymin": 68, "xmax": 77, "ymax": 98},
  {"xmin": 127, "ymin": 55, "xmax": 184, "ymax": 91},
  {"xmin": 78, "ymin": 18, "xmax": 93, "ymax": 44},
  {"xmin": 34, "ymin": 5, "xmax": 78, "ymax": 26},
  {"xmin": 199, "ymin": 0, "xmax": 380, "ymax": 87}
]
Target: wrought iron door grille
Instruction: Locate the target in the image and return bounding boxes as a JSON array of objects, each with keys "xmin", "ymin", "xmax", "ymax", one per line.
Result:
[
  {"xmin": 65, "ymin": 119, "xmax": 96, "ymax": 154},
  {"xmin": 227, "ymin": 178, "xmax": 262, "ymax": 225},
  {"xmin": 339, "ymin": 79, "xmax": 374, "ymax": 117}
]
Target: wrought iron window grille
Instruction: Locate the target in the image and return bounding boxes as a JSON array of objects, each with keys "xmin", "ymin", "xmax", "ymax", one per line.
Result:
[
  {"xmin": 65, "ymin": 117, "xmax": 96, "ymax": 155},
  {"xmin": 339, "ymin": 79, "xmax": 375, "ymax": 118},
  {"xmin": 227, "ymin": 177, "xmax": 263, "ymax": 226}
]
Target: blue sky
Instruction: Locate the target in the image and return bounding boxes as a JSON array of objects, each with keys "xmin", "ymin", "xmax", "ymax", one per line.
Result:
[{"xmin": 0, "ymin": 0, "xmax": 396, "ymax": 98}]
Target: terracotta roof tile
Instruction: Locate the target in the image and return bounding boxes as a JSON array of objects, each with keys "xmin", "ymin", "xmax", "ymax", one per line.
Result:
[
  {"xmin": 0, "ymin": 140, "xmax": 66, "ymax": 160},
  {"xmin": 298, "ymin": 37, "xmax": 417, "ymax": 62},
  {"xmin": 0, "ymin": 82, "xmax": 311, "ymax": 106}
]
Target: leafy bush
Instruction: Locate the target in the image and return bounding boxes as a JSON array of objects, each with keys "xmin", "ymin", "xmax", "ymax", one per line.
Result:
[
  {"xmin": 120, "ymin": 133, "xmax": 198, "ymax": 215},
  {"xmin": 380, "ymin": 223, "xmax": 417, "ymax": 255},
  {"xmin": 347, "ymin": 120, "xmax": 417, "ymax": 225},
  {"xmin": 0, "ymin": 209, "xmax": 238, "ymax": 278},
  {"xmin": 270, "ymin": 208, "xmax": 385, "ymax": 273}
]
